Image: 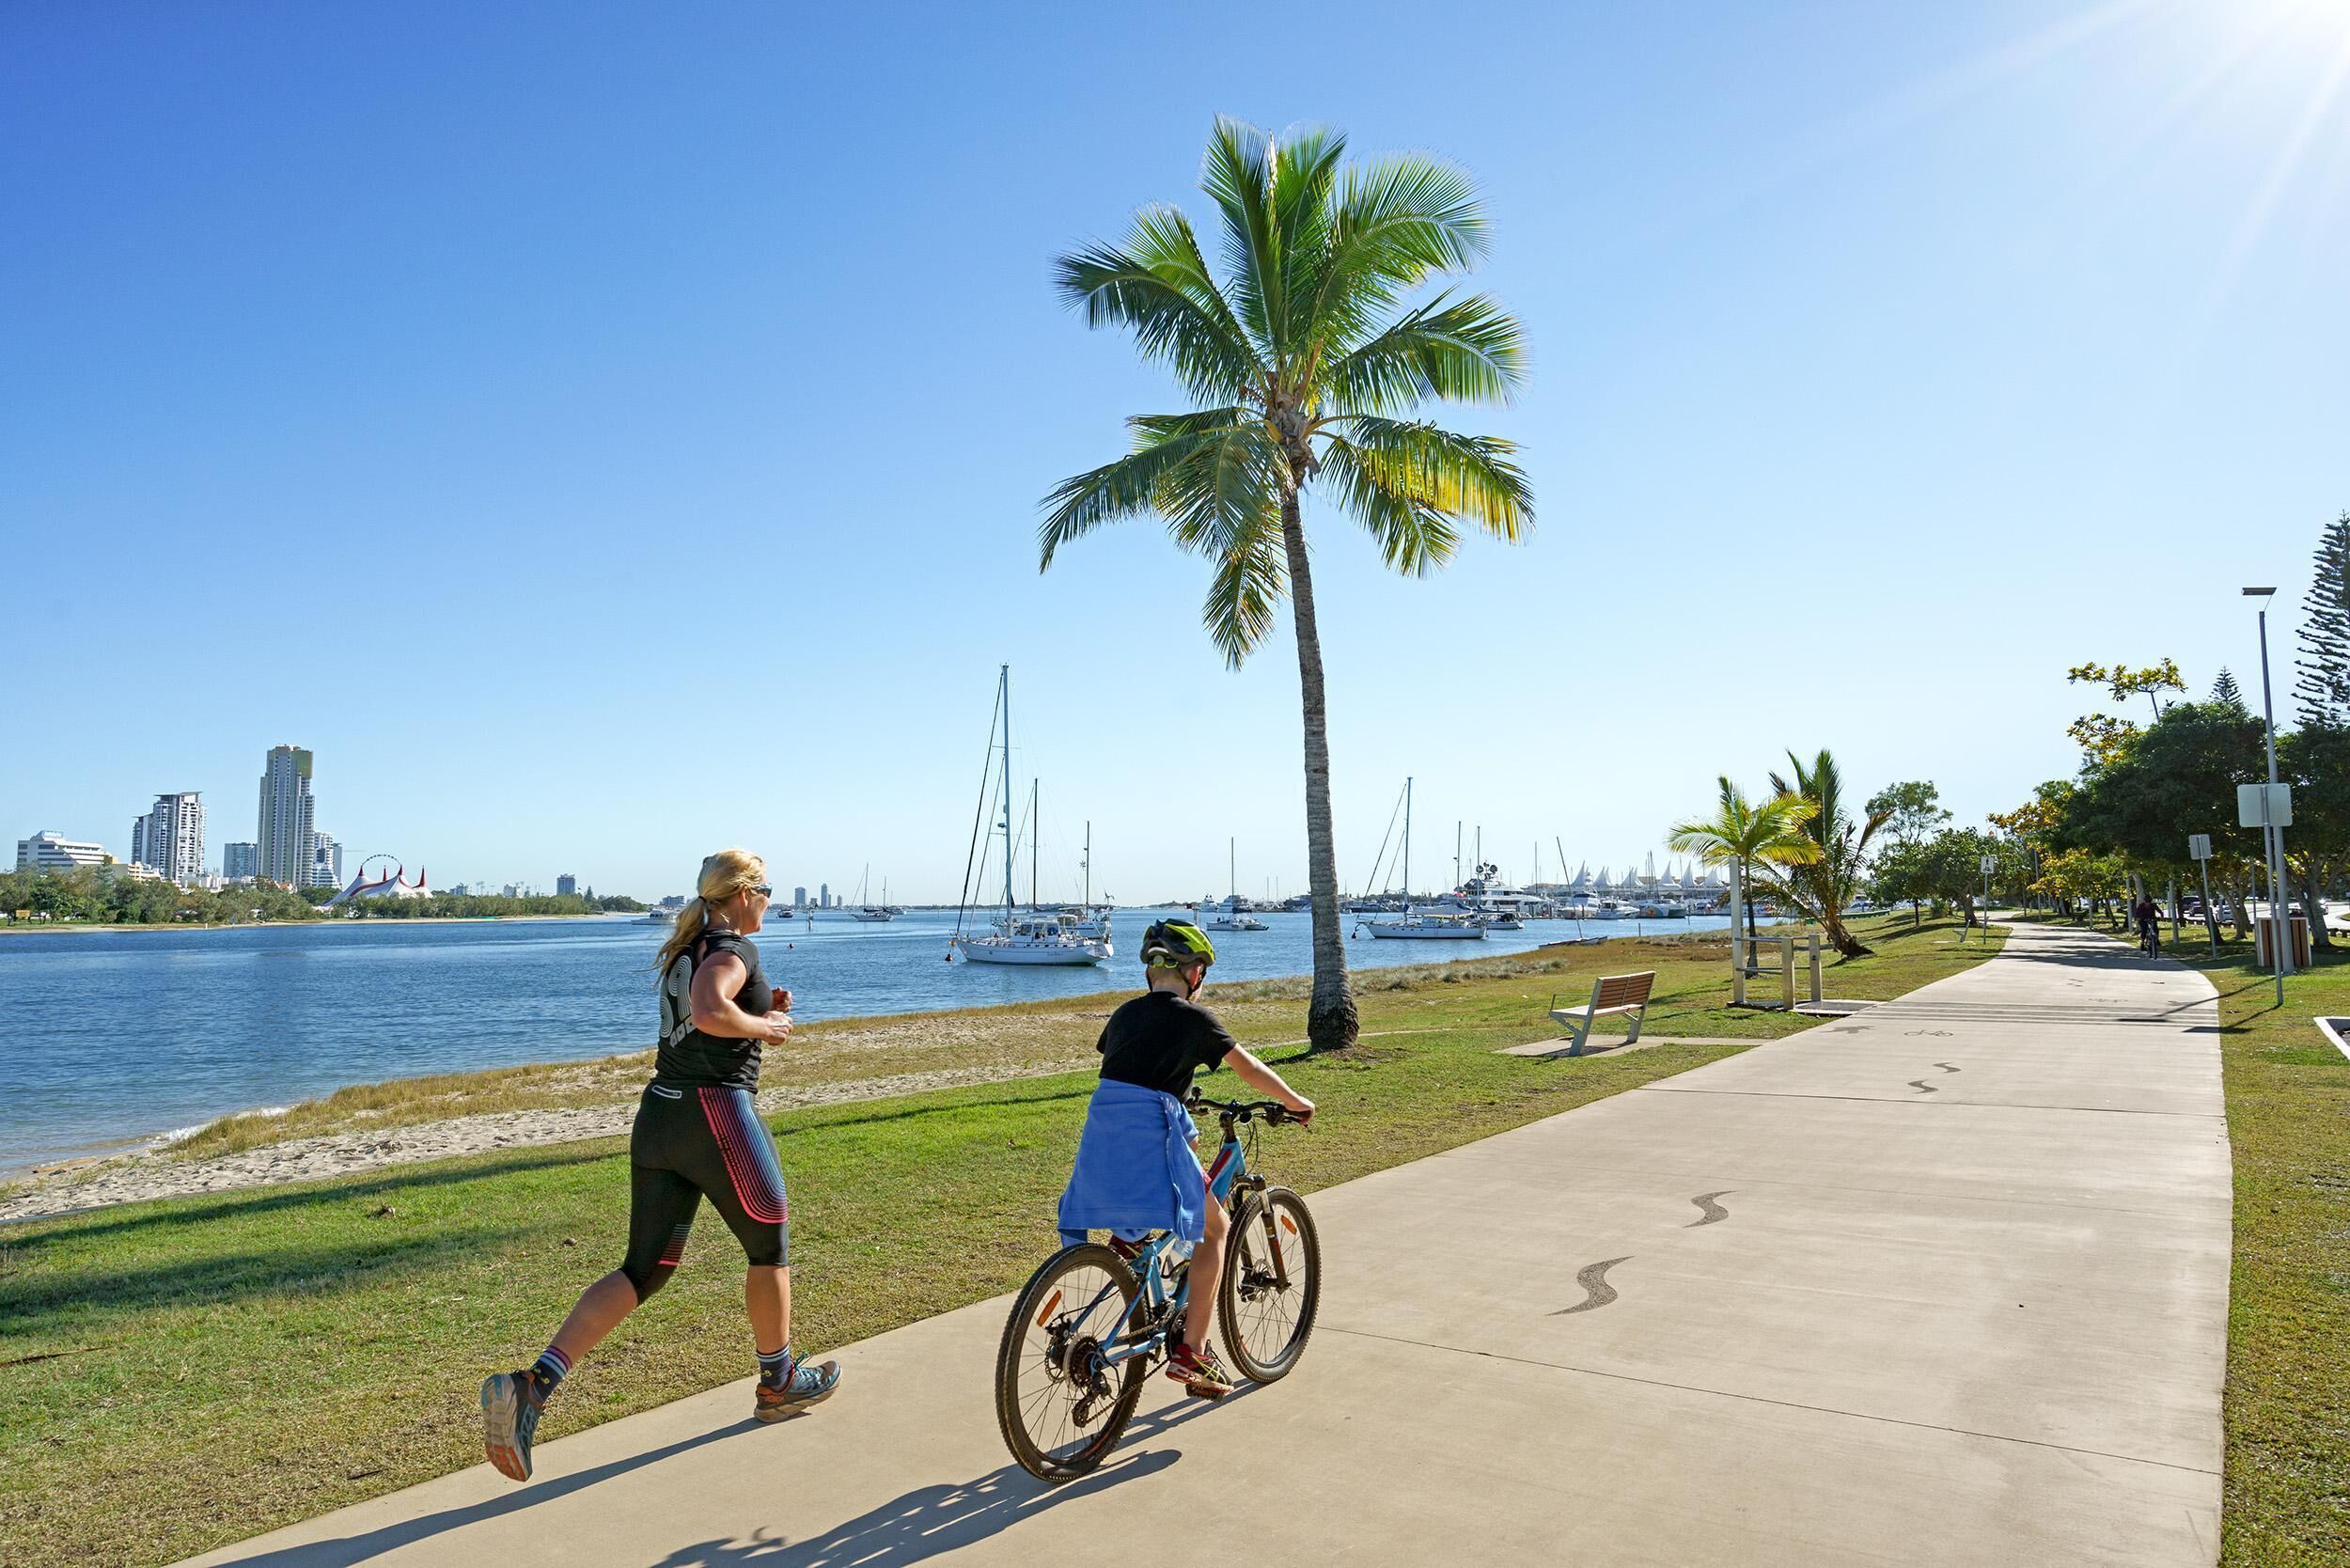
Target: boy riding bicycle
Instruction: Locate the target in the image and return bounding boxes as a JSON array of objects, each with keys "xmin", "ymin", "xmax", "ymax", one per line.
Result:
[{"xmin": 1056, "ymin": 920, "xmax": 1314, "ymax": 1398}]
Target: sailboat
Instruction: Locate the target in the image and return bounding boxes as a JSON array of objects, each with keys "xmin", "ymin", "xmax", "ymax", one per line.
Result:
[
  {"xmin": 952, "ymin": 666, "xmax": 1112, "ymax": 966},
  {"xmin": 849, "ymin": 866, "xmax": 897, "ymax": 922},
  {"xmin": 1358, "ymin": 782, "xmax": 1485, "ymax": 940},
  {"xmin": 1206, "ymin": 839, "xmax": 1267, "ymax": 932}
]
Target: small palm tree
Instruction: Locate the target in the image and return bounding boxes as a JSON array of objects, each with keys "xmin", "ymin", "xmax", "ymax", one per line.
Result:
[
  {"xmin": 1667, "ymin": 778, "xmax": 1821, "ymax": 974},
  {"xmin": 1040, "ymin": 118, "xmax": 1533, "ymax": 1051},
  {"xmin": 1762, "ymin": 748, "xmax": 1890, "ymax": 957}
]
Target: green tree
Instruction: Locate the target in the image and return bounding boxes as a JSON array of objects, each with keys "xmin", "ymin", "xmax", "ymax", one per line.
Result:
[
  {"xmin": 1040, "ymin": 118, "xmax": 1533, "ymax": 1051},
  {"xmin": 1866, "ymin": 780, "xmax": 1949, "ymax": 851},
  {"xmin": 2280, "ymin": 721, "xmax": 2350, "ymax": 952},
  {"xmin": 2208, "ymin": 667, "xmax": 2246, "ymax": 710},
  {"xmin": 2292, "ymin": 510, "xmax": 2350, "ymax": 724},
  {"xmin": 1666, "ymin": 778, "xmax": 1820, "ymax": 973},
  {"xmin": 1762, "ymin": 748, "xmax": 1890, "ymax": 956},
  {"xmin": 2053, "ymin": 699, "xmax": 2267, "ymax": 940}
]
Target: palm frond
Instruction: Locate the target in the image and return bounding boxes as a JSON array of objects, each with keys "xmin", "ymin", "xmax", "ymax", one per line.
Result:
[
  {"xmin": 1199, "ymin": 515, "xmax": 1287, "ymax": 666},
  {"xmin": 1199, "ymin": 117, "xmax": 1281, "ymax": 361},
  {"xmin": 1301, "ymin": 152, "xmax": 1487, "ymax": 353},
  {"xmin": 1318, "ymin": 437, "xmax": 1458, "ymax": 576},
  {"xmin": 1053, "ymin": 209, "xmax": 1261, "ymax": 402},
  {"xmin": 1036, "ymin": 408, "xmax": 1259, "ymax": 568},
  {"xmin": 1324, "ymin": 293, "xmax": 1524, "ymax": 413},
  {"xmin": 1324, "ymin": 416, "xmax": 1531, "ymax": 560},
  {"xmin": 1268, "ymin": 124, "xmax": 1345, "ymax": 353}
]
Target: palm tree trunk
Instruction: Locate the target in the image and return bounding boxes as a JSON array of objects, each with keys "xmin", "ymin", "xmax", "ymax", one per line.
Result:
[{"xmin": 1278, "ymin": 488, "xmax": 1358, "ymax": 1051}]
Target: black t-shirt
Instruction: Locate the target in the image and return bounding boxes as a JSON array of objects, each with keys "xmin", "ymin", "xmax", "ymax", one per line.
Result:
[
  {"xmin": 1096, "ymin": 989, "xmax": 1237, "ymax": 1099},
  {"xmin": 653, "ymin": 932, "xmax": 775, "ymax": 1091}
]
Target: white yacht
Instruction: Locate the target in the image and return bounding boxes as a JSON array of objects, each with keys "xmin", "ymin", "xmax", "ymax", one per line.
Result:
[
  {"xmin": 951, "ymin": 667, "xmax": 1112, "ymax": 966},
  {"xmin": 848, "ymin": 869, "xmax": 898, "ymax": 922},
  {"xmin": 1205, "ymin": 839, "xmax": 1268, "ymax": 932},
  {"xmin": 1357, "ymin": 906, "xmax": 1487, "ymax": 941}
]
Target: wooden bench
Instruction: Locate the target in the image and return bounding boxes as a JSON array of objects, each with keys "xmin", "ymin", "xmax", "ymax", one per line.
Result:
[{"xmin": 1549, "ymin": 971, "xmax": 1657, "ymax": 1056}]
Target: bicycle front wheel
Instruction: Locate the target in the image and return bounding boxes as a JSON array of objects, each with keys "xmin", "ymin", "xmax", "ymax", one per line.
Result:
[
  {"xmin": 995, "ymin": 1244, "xmax": 1149, "ymax": 1482},
  {"xmin": 1219, "ymin": 1187, "xmax": 1321, "ymax": 1382}
]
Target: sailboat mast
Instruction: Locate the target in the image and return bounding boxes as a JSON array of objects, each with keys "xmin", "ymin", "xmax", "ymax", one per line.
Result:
[
  {"xmin": 1030, "ymin": 780, "xmax": 1040, "ymax": 910},
  {"xmin": 1083, "ymin": 822, "xmax": 1091, "ymax": 906},
  {"xmin": 1403, "ymin": 777, "xmax": 1412, "ymax": 900},
  {"xmin": 1000, "ymin": 666, "xmax": 1014, "ymax": 919},
  {"xmin": 1229, "ymin": 837, "xmax": 1236, "ymax": 902}
]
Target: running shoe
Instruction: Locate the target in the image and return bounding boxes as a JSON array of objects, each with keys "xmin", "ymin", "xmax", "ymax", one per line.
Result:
[
  {"xmin": 480, "ymin": 1369, "xmax": 547, "ymax": 1482},
  {"xmin": 1166, "ymin": 1341, "xmax": 1236, "ymax": 1399},
  {"xmin": 753, "ymin": 1357, "xmax": 842, "ymax": 1422}
]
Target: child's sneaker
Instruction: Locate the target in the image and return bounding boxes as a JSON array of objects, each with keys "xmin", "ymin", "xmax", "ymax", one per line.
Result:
[{"xmin": 1166, "ymin": 1341, "xmax": 1235, "ymax": 1399}]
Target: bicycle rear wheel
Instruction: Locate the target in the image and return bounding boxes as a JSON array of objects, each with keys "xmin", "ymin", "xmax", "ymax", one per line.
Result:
[
  {"xmin": 1218, "ymin": 1187, "xmax": 1320, "ymax": 1382},
  {"xmin": 995, "ymin": 1244, "xmax": 1149, "ymax": 1482}
]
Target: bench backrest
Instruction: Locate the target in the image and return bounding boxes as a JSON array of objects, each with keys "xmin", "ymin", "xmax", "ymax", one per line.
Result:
[{"xmin": 1592, "ymin": 970, "xmax": 1656, "ymax": 1010}]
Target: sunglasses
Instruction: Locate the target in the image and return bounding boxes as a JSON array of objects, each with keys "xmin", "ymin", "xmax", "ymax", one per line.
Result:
[{"xmin": 750, "ymin": 885, "xmax": 774, "ymax": 898}]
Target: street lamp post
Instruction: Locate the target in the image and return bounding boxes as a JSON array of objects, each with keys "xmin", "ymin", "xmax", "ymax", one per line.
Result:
[{"xmin": 2245, "ymin": 587, "xmax": 2289, "ymax": 1007}]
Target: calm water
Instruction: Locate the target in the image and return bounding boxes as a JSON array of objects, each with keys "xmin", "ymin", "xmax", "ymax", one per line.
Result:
[{"xmin": 0, "ymin": 907, "xmax": 1727, "ymax": 1171}]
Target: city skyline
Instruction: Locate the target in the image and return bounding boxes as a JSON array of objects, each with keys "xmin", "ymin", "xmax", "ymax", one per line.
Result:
[{"xmin": 4, "ymin": 4, "xmax": 2344, "ymax": 899}]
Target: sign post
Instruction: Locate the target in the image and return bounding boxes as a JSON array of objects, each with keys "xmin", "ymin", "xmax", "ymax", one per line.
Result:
[
  {"xmin": 2187, "ymin": 834, "xmax": 2217, "ymax": 958},
  {"xmin": 2237, "ymin": 780, "xmax": 2294, "ymax": 1002},
  {"xmin": 1977, "ymin": 854, "xmax": 1996, "ymax": 941}
]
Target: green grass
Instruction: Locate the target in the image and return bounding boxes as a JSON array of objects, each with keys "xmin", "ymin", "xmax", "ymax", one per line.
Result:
[
  {"xmin": 2148, "ymin": 926, "xmax": 2350, "ymax": 1567},
  {"xmin": 0, "ymin": 914, "xmax": 1996, "ymax": 1568}
]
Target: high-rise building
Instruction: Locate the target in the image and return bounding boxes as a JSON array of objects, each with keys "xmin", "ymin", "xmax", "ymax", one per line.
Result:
[
  {"xmin": 257, "ymin": 745, "xmax": 316, "ymax": 886},
  {"xmin": 309, "ymin": 832, "xmax": 342, "ymax": 888},
  {"xmin": 819, "ymin": 882, "xmax": 830, "ymax": 909},
  {"xmin": 224, "ymin": 842, "xmax": 259, "ymax": 881},
  {"xmin": 131, "ymin": 792, "xmax": 206, "ymax": 886},
  {"xmin": 16, "ymin": 831, "xmax": 107, "ymax": 873},
  {"xmin": 792, "ymin": 886, "xmax": 807, "ymax": 908},
  {"xmin": 556, "ymin": 873, "xmax": 578, "ymax": 897}
]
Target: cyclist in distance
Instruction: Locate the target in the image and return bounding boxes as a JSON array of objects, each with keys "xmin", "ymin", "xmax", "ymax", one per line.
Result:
[
  {"xmin": 478, "ymin": 848, "xmax": 839, "ymax": 1483},
  {"xmin": 1055, "ymin": 919, "xmax": 1314, "ymax": 1399}
]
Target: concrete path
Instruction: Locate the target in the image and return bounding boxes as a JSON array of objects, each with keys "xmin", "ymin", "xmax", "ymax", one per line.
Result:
[{"xmin": 181, "ymin": 923, "xmax": 2230, "ymax": 1567}]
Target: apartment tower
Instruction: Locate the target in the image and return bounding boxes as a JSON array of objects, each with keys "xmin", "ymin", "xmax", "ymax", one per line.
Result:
[
  {"xmin": 257, "ymin": 745, "xmax": 316, "ymax": 886},
  {"xmin": 132, "ymin": 792, "xmax": 207, "ymax": 886}
]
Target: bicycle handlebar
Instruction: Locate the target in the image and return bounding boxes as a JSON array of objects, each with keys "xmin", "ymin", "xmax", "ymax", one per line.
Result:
[{"xmin": 1186, "ymin": 1092, "xmax": 1311, "ymax": 1127}]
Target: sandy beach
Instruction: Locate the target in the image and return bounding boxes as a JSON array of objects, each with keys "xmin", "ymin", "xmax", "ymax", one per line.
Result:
[{"xmin": 0, "ymin": 1056, "xmax": 1091, "ymax": 1226}]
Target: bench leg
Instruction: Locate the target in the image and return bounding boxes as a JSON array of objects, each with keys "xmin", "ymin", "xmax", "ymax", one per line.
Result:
[
  {"xmin": 1568, "ymin": 1011, "xmax": 1595, "ymax": 1057},
  {"xmin": 1624, "ymin": 1007, "xmax": 1644, "ymax": 1045}
]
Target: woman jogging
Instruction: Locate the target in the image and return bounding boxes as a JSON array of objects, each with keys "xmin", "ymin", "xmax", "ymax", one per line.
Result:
[{"xmin": 480, "ymin": 848, "xmax": 839, "ymax": 1482}]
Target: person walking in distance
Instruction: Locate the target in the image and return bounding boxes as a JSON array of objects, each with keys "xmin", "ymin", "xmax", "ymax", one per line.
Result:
[{"xmin": 479, "ymin": 849, "xmax": 839, "ymax": 1482}]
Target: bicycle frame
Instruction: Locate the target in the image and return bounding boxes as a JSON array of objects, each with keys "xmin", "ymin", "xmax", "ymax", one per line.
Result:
[{"xmin": 1061, "ymin": 1107, "xmax": 1269, "ymax": 1370}]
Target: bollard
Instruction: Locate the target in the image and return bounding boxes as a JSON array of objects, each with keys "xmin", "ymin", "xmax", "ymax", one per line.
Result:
[
  {"xmin": 1779, "ymin": 934, "xmax": 1795, "ymax": 1010},
  {"xmin": 1807, "ymin": 933, "xmax": 1824, "ymax": 1006}
]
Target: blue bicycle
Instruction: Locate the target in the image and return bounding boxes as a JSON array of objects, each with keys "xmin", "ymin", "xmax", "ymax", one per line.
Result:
[{"xmin": 995, "ymin": 1092, "xmax": 1322, "ymax": 1482}]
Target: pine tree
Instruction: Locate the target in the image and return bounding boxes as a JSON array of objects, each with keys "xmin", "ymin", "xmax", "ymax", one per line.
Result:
[
  {"xmin": 2293, "ymin": 511, "xmax": 2350, "ymax": 724},
  {"xmin": 2209, "ymin": 666, "xmax": 2246, "ymax": 709}
]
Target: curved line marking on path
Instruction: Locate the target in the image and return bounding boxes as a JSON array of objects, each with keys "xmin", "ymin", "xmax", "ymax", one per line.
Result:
[
  {"xmin": 1685, "ymin": 1191, "xmax": 1733, "ymax": 1228},
  {"xmin": 1907, "ymin": 1078, "xmax": 1936, "ymax": 1094},
  {"xmin": 1934, "ymin": 1062, "xmax": 1961, "ymax": 1074},
  {"xmin": 1555, "ymin": 1256, "xmax": 1631, "ymax": 1315}
]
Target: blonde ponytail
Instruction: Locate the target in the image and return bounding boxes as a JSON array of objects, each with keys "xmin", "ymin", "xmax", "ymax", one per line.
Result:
[{"xmin": 654, "ymin": 847, "xmax": 766, "ymax": 984}]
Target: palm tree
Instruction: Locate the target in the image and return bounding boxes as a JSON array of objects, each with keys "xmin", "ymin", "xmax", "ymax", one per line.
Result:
[
  {"xmin": 1039, "ymin": 118, "xmax": 1533, "ymax": 1051},
  {"xmin": 1762, "ymin": 747, "xmax": 1891, "ymax": 958},
  {"xmin": 1666, "ymin": 777, "xmax": 1820, "ymax": 974}
]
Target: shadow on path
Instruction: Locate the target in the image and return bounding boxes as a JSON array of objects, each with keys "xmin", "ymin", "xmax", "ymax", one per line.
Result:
[
  {"xmin": 640, "ymin": 1390, "xmax": 1248, "ymax": 1568},
  {"xmin": 210, "ymin": 1386, "xmax": 1246, "ymax": 1567},
  {"xmin": 212, "ymin": 1423, "xmax": 752, "ymax": 1565}
]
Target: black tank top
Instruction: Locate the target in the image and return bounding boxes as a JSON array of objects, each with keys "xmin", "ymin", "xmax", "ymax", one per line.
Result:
[{"xmin": 654, "ymin": 931, "xmax": 775, "ymax": 1091}]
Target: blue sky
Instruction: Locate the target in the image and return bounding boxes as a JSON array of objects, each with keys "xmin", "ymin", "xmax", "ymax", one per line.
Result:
[{"xmin": 4, "ymin": 1, "xmax": 2345, "ymax": 902}]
